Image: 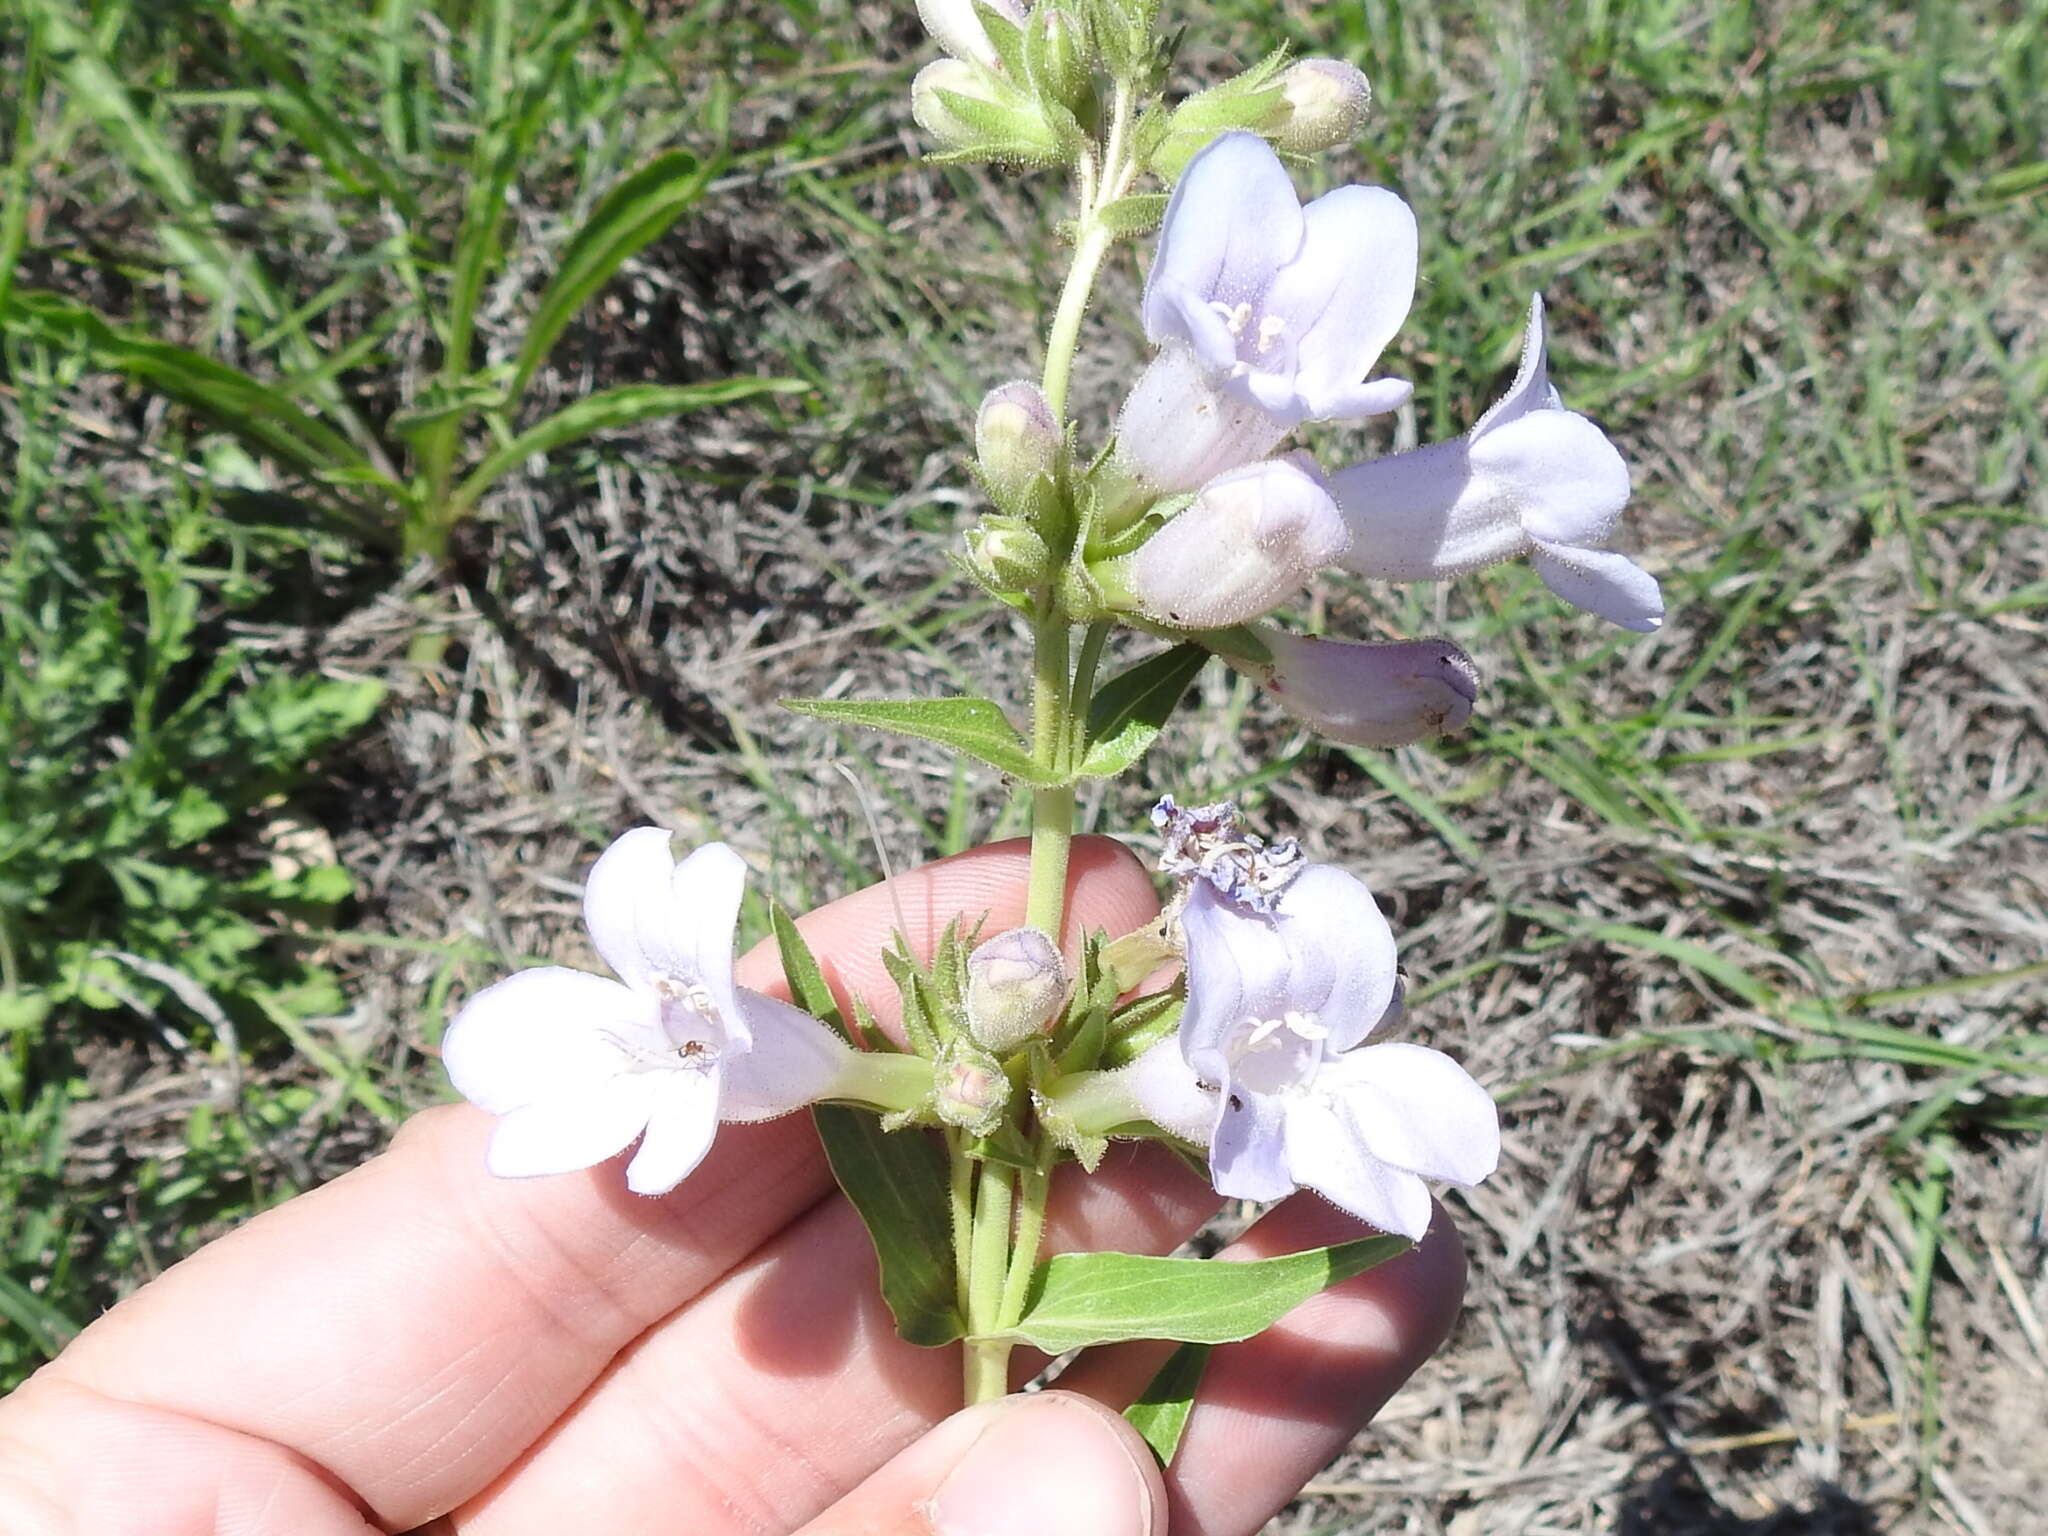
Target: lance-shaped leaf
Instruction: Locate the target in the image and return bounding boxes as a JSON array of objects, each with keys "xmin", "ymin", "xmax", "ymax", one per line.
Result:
[
  {"xmin": 7, "ymin": 292, "xmax": 371, "ymax": 481},
  {"xmin": 812, "ymin": 1106, "xmax": 964, "ymax": 1346},
  {"xmin": 507, "ymin": 150, "xmax": 717, "ymax": 407},
  {"xmin": 1077, "ymin": 644, "xmax": 1210, "ymax": 778},
  {"xmin": 977, "ymin": 1234, "xmax": 1409, "ymax": 1352},
  {"xmin": 783, "ymin": 697, "xmax": 1060, "ymax": 785},
  {"xmin": 449, "ymin": 378, "xmax": 810, "ymax": 515},
  {"xmin": 1124, "ymin": 1342, "xmax": 1210, "ymax": 1465}
]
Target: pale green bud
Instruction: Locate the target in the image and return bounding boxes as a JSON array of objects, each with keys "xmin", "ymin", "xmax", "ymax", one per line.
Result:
[
  {"xmin": 966, "ymin": 927, "xmax": 1068, "ymax": 1052},
  {"xmin": 917, "ymin": 0, "xmax": 1026, "ymax": 68},
  {"xmin": 975, "ymin": 380, "xmax": 1059, "ymax": 509},
  {"xmin": 1025, "ymin": 9, "xmax": 1090, "ymax": 113},
  {"xmin": 1268, "ymin": 59, "xmax": 1371, "ymax": 154},
  {"xmin": 934, "ymin": 1045, "xmax": 1012, "ymax": 1134},
  {"xmin": 912, "ymin": 60, "xmax": 1064, "ymax": 163},
  {"xmin": 966, "ymin": 520, "xmax": 1053, "ymax": 592}
]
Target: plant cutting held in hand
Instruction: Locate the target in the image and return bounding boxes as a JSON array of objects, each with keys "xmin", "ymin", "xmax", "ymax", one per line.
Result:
[{"xmin": 444, "ymin": 0, "xmax": 1660, "ymax": 1465}]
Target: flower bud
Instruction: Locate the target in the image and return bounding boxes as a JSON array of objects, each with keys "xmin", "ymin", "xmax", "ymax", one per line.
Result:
[
  {"xmin": 966, "ymin": 927, "xmax": 1068, "ymax": 1052},
  {"xmin": 916, "ymin": 0, "xmax": 1025, "ymax": 69},
  {"xmin": 1097, "ymin": 453, "xmax": 1348, "ymax": 630},
  {"xmin": 912, "ymin": 60, "xmax": 1065, "ymax": 162},
  {"xmin": 966, "ymin": 520, "xmax": 1053, "ymax": 593},
  {"xmin": 1024, "ymin": 8, "xmax": 1089, "ymax": 112},
  {"xmin": 934, "ymin": 1045, "xmax": 1012, "ymax": 1134},
  {"xmin": 1267, "ymin": 59, "xmax": 1371, "ymax": 155},
  {"xmin": 1231, "ymin": 628, "xmax": 1479, "ymax": 746},
  {"xmin": 975, "ymin": 380, "xmax": 1059, "ymax": 510}
]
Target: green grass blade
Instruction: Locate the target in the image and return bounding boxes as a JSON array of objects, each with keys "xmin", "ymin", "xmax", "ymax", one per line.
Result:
[{"xmin": 506, "ymin": 149, "xmax": 716, "ymax": 408}]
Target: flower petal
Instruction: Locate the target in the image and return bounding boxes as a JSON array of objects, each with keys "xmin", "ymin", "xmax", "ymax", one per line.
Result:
[
  {"xmin": 1208, "ymin": 1086, "xmax": 1297, "ymax": 1202},
  {"xmin": 441, "ymin": 967, "xmax": 654, "ymax": 1116},
  {"xmin": 484, "ymin": 1073, "xmax": 663, "ymax": 1180},
  {"xmin": 1123, "ymin": 453, "xmax": 1347, "ymax": 629},
  {"xmin": 623, "ymin": 1067, "xmax": 724, "ymax": 1194},
  {"xmin": 1177, "ymin": 880, "xmax": 1289, "ymax": 1078},
  {"xmin": 1245, "ymin": 630, "xmax": 1479, "ymax": 747},
  {"xmin": 671, "ymin": 841, "xmax": 750, "ymax": 1049},
  {"xmin": 718, "ymin": 990, "xmax": 856, "ymax": 1121},
  {"xmin": 1260, "ymin": 184, "xmax": 1417, "ymax": 418},
  {"xmin": 1324, "ymin": 1042, "xmax": 1500, "ymax": 1187},
  {"xmin": 1332, "ymin": 439, "xmax": 1529, "ymax": 581},
  {"xmin": 1272, "ymin": 864, "xmax": 1397, "ymax": 1054},
  {"xmin": 1144, "ymin": 132, "xmax": 1305, "ymax": 347},
  {"xmin": 1114, "ymin": 344, "xmax": 1291, "ymax": 494},
  {"xmin": 581, "ymin": 826, "xmax": 692, "ymax": 992},
  {"xmin": 1472, "ymin": 293, "xmax": 1559, "ymax": 436},
  {"xmin": 1528, "ymin": 541, "xmax": 1664, "ymax": 632},
  {"xmin": 1466, "ymin": 408, "xmax": 1630, "ymax": 550},
  {"xmin": 1283, "ymin": 1097, "xmax": 1435, "ymax": 1239}
]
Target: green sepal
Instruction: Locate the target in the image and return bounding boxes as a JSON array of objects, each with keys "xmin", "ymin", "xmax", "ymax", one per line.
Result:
[
  {"xmin": 811, "ymin": 1106, "xmax": 965, "ymax": 1346},
  {"xmin": 979, "ymin": 1236, "xmax": 1412, "ymax": 1351},
  {"xmin": 1100, "ymin": 984, "xmax": 1184, "ymax": 1067},
  {"xmin": 1195, "ymin": 623, "xmax": 1274, "ymax": 667},
  {"xmin": 782, "ymin": 696, "xmax": 1058, "ymax": 785},
  {"xmin": 1125, "ymin": 1342, "xmax": 1210, "ymax": 1465},
  {"xmin": 1095, "ymin": 192, "xmax": 1169, "ymax": 240}
]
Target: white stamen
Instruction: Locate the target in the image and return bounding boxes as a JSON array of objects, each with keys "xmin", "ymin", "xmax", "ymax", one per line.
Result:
[{"xmin": 1256, "ymin": 314, "xmax": 1286, "ymax": 352}]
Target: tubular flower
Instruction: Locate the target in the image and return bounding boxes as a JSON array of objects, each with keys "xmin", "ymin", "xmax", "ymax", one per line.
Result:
[
  {"xmin": 1124, "ymin": 817, "xmax": 1499, "ymax": 1240},
  {"xmin": 1107, "ymin": 453, "xmax": 1348, "ymax": 630},
  {"xmin": 442, "ymin": 828, "xmax": 858, "ymax": 1195},
  {"xmin": 1228, "ymin": 628, "xmax": 1479, "ymax": 747},
  {"xmin": 915, "ymin": 0, "xmax": 1025, "ymax": 69},
  {"xmin": 1332, "ymin": 294, "xmax": 1663, "ymax": 632}
]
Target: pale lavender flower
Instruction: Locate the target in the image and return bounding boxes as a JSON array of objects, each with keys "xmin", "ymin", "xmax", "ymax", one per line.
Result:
[
  {"xmin": 1231, "ymin": 627, "xmax": 1480, "ymax": 746},
  {"xmin": 1112, "ymin": 452, "xmax": 1348, "ymax": 629},
  {"xmin": 1142, "ymin": 131, "xmax": 1417, "ymax": 427},
  {"xmin": 442, "ymin": 828, "xmax": 856, "ymax": 1195},
  {"xmin": 1333, "ymin": 294, "xmax": 1663, "ymax": 632},
  {"xmin": 1124, "ymin": 853, "xmax": 1499, "ymax": 1240},
  {"xmin": 1111, "ymin": 132, "xmax": 1418, "ymax": 497}
]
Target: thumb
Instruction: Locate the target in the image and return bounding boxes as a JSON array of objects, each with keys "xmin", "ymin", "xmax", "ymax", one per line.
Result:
[{"xmin": 793, "ymin": 1390, "xmax": 1165, "ymax": 1536}]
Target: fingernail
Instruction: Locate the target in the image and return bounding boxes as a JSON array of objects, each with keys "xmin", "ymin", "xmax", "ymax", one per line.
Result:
[{"xmin": 926, "ymin": 1393, "xmax": 1158, "ymax": 1536}]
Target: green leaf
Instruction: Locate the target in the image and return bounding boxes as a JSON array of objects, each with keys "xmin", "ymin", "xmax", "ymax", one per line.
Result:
[
  {"xmin": 811, "ymin": 1106, "xmax": 964, "ymax": 1346},
  {"xmin": 450, "ymin": 378, "xmax": 810, "ymax": 514},
  {"xmin": 783, "ymin": 697, "xmax": 1059, "ymax": 785},
  {"xmin": 1096, "ymin": 193, "xmax": 1169, "ymax": 240},
  {"xmin": 6, "ymin": 292, "xmax": 368, "ymax": 480},
  {"xmin": 1125, "ymin": 1342, "xmax": 1210, "ymax": 1465},
  {"xmin": 1078, "ymin": 645, "xmax": 1210, "ymax": 778},
  {"xmin": 984, "ymin": 1235, "xmax": 1410, "ymax": 1351},
  {"xmin": 507, "ymin": 149, "xmax": 716, "ymax": 406},
  {"xmin": 770, "ymin": 900, "xmax": 851, "ymax": 1042}
]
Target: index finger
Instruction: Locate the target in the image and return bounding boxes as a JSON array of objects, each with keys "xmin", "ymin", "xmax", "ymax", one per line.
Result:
[{"xmin": 14, "ymin": 836, "xmax": 1159, "ymax": 1532}]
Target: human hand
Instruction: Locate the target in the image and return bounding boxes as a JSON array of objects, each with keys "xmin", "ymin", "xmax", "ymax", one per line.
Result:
[{"xmin": 0, "ymin": 838, "xmax": 1464, "ymax": 1535}]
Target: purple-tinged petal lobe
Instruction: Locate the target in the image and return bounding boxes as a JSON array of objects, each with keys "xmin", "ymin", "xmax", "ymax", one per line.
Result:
[
  {"xmin": 1322, "ymin": 1042, "xmax": 1501, "ymax": 1187},
  {"xmin": 1254, "ymin": 185, "xmax": 1417, "ymax": 422},
  {"xmin": 441, "ymin": 968, "xmax": 657, "ymax": 1116},
  {"xmin": 1114, "ymin": 345, "xmax": 1291, "ymax": 494},
  {"xmin": 1468, "ymin": 409, "xmax": 1631, "ymax": 550},
  {"xmin": 1209, "ymin": 1089, "xmax": 1297, "ymax": 1202},
  {"xmin": 1144, "ymin": 133, "xmax": 1305, "ymax": 347},
  {"xmin": 1529, "ymin": 542, "xmax": 1665, "ymax": 631},
  {"xmin": 718, "ymin": 989, "xmax": 857, "ymax": 1121},
  {"xmin": 1244, "ymin": 629, "xmax": 1480, "ymax": 747},
  {"xmin": 1271, "ymin": 864, "xmax": 1397, "ymax": 1054},
  {"xmin": 1472, "ymin": 293, "xmax": 1558, "ymax": 436},
  {"xmin": 1121, "ymin": 453, "xmax": 1348, "ymax": 629},
  {"xmin": 623, "ymin": 1068, "xmax": 723, "ymax": 1194},
  {"xmin": 582, "ymin": 826, "xmax": 692, "ymax": 993},
  {"xmin": 485, "ymin": 1074, "xmax": 663, "ymax": 1180},
  {"xmin": 1283, "ymin": 1097, "xmax": 1435, "ymax": 1239}
]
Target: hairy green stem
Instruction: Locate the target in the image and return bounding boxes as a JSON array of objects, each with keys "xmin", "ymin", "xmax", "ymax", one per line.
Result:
[{"xmin": 962, "ymin": 1160, "xmax": 1017, "ymax": 1403}]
